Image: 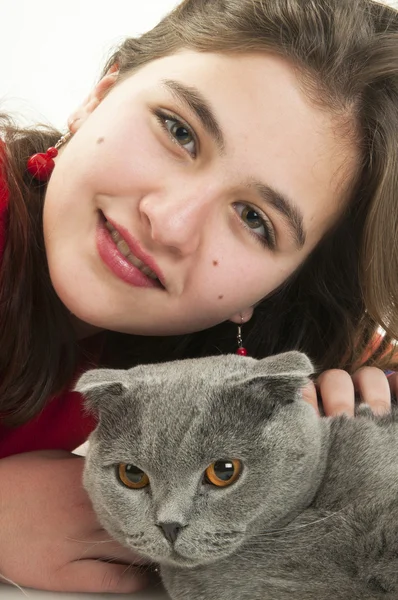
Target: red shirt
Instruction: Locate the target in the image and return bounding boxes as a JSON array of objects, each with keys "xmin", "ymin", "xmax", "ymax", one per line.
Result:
[{"xmin": 0, "ymin": 145, "xmax": 97, "ymax": 458}]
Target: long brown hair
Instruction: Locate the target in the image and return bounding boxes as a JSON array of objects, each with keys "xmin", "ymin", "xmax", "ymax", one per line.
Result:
[{"xmin": 2, "ymin": 0, "xmax": 398, "ymax": 426}]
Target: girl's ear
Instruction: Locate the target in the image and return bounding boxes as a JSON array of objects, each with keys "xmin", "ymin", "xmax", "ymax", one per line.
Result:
[
  {"xmin": 228, "ymin": 306, "xmax": 254, "ymax": 325},
  {"xmin": 67, "ymin": 64, "xmax": 120, "ymax": 133}
]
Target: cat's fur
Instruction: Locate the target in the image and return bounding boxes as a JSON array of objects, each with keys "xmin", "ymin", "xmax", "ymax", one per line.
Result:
[{"xmin": 75, "ymin": 352, "xmax": 398, "ymax": 600}]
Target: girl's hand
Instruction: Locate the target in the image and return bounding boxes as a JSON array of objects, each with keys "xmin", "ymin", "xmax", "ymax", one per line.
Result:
[
  {"xmin": 0, "ymin": 450, "xmax": 149, "ymax": 594},
  {"xmin": 302, "ymin": 367, "xmax": 398, "ymax": 417}
]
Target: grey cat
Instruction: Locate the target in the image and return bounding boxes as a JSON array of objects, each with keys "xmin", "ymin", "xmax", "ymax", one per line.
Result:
[{"xmin": 75, "ymin": 352, "xmax": 398, "ymax": 600}]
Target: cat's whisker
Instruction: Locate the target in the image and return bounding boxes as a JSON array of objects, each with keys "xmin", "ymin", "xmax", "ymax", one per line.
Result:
[
  {"xmin": 0, "ymin": 573, "xmax": 29, "ymax": 596},
  {"xmin": 250, "ymin": 509, "xmax": 349, "ymax": 540},
  {"xmin": 120, "ymin": 563, "xmax": 135, "ymax": 577},
  {"xmin": 93, "ymin": 556, "xmax": 113, "ymax": 565},
  {"xmin": 91, "ymin": 554, "xmax": 149, "ymax": 572},
  {"xmin": 137, "ymin": 562, "xmax": 156, "ymax": 576},
  {"xmin": 64, "ymin": 536, "xmax": 111, "ymax": 545},
  {"xmin": 74, "ymin": 541, "xmax": 130, "ymax": 561}
]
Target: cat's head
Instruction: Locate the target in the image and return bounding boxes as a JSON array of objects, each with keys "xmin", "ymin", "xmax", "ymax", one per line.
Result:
[{"xmin": 76, "ymin": 351, "xmax": 324, "ymax": 568}]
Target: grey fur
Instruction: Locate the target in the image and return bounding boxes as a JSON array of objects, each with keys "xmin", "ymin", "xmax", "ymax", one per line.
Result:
[{"xmin": 75, "ymin": 352, "xmax": 398, "ymax": 600}]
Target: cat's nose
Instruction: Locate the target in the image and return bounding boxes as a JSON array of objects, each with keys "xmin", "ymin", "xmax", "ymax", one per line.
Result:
[{"xmin": 157, "ymin": 521, "xmax": 184, "ymax": 544}]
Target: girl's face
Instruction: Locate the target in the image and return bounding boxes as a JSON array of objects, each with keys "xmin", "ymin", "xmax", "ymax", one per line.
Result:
[{"xmin": 43, "ymin": 50, "xmax": 358, "ymax": 336}]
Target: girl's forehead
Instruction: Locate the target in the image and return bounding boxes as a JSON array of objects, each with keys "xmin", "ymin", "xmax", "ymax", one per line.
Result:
[{"xmin": 113, "ymin": 50, "xmax": 358, "ymax": 245}]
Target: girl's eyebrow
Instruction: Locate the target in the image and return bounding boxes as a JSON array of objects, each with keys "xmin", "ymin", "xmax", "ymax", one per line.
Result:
[
  {"xmin": 248, "ymin": 181, "xmax": 306, "ymax": 249},
  {"xmin": 161, "ymin": 78, "xmax": 306, "ymax": 250},
  {"xmin": 161, "ymin": 78, "xmax": 226, "ymax": 154}
]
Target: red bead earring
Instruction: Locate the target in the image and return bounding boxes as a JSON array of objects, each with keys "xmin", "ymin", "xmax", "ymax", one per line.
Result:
[
  {"xmin": 26, "ymin": 130, "xmax": 72, "ymax": 182},
  {"xmin": 236, "ymin": 319, "xmax": 248, "ymax": 356}
]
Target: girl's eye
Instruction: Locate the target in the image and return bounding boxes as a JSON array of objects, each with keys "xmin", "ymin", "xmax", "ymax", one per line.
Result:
[
  {"xmin": 154, "ymin": 109, "xmax": 197, "ymax": 158},
  {"xmin": 234, "ymin": 202, "xmax": 276, "ymax": 250}
]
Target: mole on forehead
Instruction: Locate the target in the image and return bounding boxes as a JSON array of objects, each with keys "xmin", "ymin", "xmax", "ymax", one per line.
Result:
[
  {"xmin": 97, "ymin": 137, "xmax": 105, "ymax": 144},
  {"xmin": 218, "ymin": 295, "xmax": 224, "ymax": 300},
  {"xmin": 213, "ymin": 260, "xmax": 219, "ymax": 266}
]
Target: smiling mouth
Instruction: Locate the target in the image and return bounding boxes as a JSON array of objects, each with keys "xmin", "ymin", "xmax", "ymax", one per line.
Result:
[{"xmin": 104, "ymin": 220, "xmax": 159, "ymax": 281}]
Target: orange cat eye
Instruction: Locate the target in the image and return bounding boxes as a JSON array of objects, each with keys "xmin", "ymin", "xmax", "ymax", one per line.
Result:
[
  {"xmin": 204, "ymin": 459, "xmax": 242, "ymax": 487},
  {"xmin": 118, "ymin": 463, "xmax": 150, "ymax": 489}
]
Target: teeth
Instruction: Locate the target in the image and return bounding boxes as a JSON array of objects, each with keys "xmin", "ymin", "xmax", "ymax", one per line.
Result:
[
  {"xmin": 104, "ymin": 219, "xmax": 158, "ymax": 280},
  {"xmin": 127, "ymin": 252, "xmax": 144, "ymax": 269},
  {"xmin": 117, "ymin": 239, "xmax": 131, "ymax": 256},
  {"xmin": 141, "ymin": 265, "xmax": 158, "ymax": 278}
]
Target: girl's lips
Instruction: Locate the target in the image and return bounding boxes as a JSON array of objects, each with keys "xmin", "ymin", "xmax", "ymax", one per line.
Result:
[
  {"xmin": 104, "ymin": 213, "xmax": 166, "ymax": 287},
  {"xmin": 96, "ymin": 216, "xmax": 164, "ymax": 289}
]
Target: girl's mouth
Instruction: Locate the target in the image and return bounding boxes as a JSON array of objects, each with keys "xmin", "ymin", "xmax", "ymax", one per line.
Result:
[
  {"xmin": 104, "ymin": 220, "xmax": 159, "ymax": 280},
  {"xmin": 96, "ymin": 212, "xmax": 165, "ymax": 289}
]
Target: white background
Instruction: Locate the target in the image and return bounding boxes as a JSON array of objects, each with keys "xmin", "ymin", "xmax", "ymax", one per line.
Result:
[{"xmin": 0, "ymin": 1, "xmax": 181, "ymax": 129}]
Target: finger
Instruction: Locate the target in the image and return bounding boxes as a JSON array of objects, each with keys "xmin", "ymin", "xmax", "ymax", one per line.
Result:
[
  {"xmin": 386, "ymin": 371, "xmax": 398, "ymax": 400},
  {"xmin": 54, "ymin": 561, "xmax": 149, "ymax": 594},
  {"xmin": 301, "ymin": 381, "xmax": 320, "ymax": 416},
  {"xmin": 352, "ymin": 367, "xmax": 391, "ymax": 415},
  {"xmin": 317, "ymin": 369, "xmax": 355, "ymax": 417}
]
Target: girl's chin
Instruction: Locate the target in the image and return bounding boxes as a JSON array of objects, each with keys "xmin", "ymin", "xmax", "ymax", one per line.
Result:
[{"xmin": 63, "ymin": 294, "xmax": 227, "ymax": 338}]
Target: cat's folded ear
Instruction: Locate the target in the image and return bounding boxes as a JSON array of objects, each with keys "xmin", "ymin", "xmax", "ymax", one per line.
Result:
[
  {"xmin": 255, "ymin": 351, "xmax": 314, "ymax": 378},
  {"xmin": 237, "ymin": 352, "xmax": 314, "ymax": 409},
  {"xmin": 74, "ymin": 368, "xmax": 128, "ymax": 415},
  {"xmin": 243, "ymin": 374, "xmax": 309, "ymax": 409}
]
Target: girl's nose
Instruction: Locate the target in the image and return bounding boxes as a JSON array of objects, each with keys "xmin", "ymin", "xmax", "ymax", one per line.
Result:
[{"xmin": 139, "ymin": 188, "xmax": 216, "ymax": 255}]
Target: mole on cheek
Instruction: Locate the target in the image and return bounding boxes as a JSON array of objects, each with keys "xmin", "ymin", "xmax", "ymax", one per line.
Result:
[
  {"xmin": 218, "ymin": 295, "xmax": 224, "ymax": 300},
  {"xmin": 97, "ymin": 137, "xmax": 105, "ymax": 144},
  {"xmin": 213, "ymin": 260, "xmax": 219, "ymax": 267}
]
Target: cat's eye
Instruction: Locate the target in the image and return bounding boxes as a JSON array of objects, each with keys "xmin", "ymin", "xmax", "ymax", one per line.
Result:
[
  {"xmin": 118, "ymin": 463, "xmax": 149, "ymax": 489},
  {"xmin": 204, "ymin": 459, "xmax": 242, "ymax": 488}
]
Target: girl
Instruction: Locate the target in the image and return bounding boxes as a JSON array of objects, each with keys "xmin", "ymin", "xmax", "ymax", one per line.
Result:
[{"xmin": 1, "ymin": 0, "xmax": 398, "ymax": 594}]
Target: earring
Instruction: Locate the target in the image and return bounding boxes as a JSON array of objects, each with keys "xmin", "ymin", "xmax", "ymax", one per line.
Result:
[
  {"xmin": 26, "ymin": 130, "xmax": 72, "ymax": 182},
  {"xmin": 236, "ymin": 318, "xmax": 248, "ymax": 356}
]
